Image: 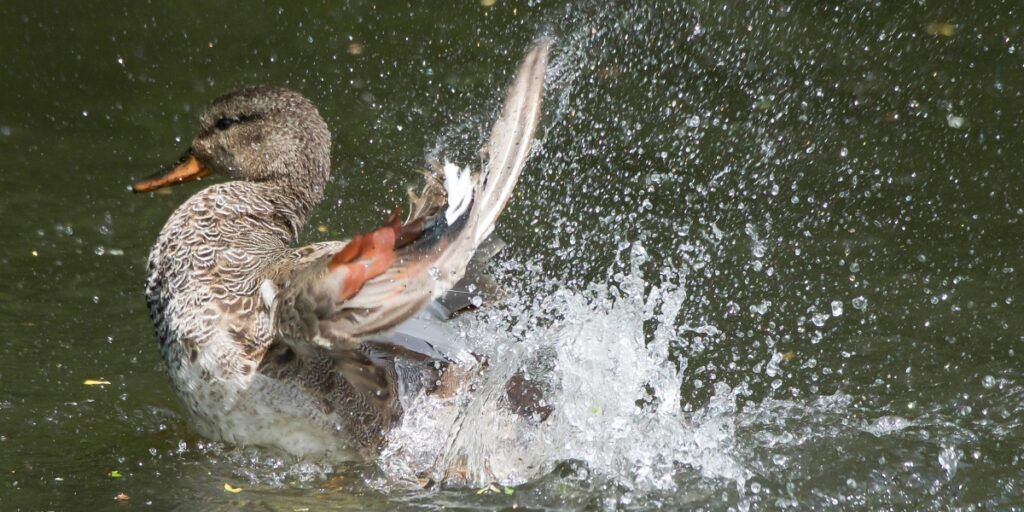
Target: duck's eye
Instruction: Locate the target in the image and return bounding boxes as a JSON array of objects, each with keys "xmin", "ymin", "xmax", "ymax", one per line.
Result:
[{"xmin": 215, "ymin": 116, "xmax": 241, "ymax": 130}]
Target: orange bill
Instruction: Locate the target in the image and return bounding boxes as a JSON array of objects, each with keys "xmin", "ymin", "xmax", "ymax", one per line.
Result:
[{"xmin": 132, "ymin": 154, "xmax": 211, "ymax": 193}]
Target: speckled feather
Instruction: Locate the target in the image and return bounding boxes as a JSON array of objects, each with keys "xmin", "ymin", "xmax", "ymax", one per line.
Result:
[{"xmin": 142, "ymin": 41, "xmax": 549, "ymax": 460}]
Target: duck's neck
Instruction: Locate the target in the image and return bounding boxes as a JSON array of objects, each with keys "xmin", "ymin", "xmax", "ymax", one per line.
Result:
[{"xmin": 227, "ymin": 159, "xmax": 330, "ymax": 246}]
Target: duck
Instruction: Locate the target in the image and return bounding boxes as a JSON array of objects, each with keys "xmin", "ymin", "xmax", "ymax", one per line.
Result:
[{"xmin": 132, "ymin": 41, "xmax": 550, "ymax": 463}]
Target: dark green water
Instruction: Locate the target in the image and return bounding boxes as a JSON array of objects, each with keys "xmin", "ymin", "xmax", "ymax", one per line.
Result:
[{"xmin": 1, "ymin": 1, "xmax": 1022, "ymax": 510}]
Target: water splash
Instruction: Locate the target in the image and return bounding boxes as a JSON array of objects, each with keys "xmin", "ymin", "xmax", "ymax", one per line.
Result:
[{"xmin": 381, "ymin": 248, "xmax": 754, "ymax": 493}]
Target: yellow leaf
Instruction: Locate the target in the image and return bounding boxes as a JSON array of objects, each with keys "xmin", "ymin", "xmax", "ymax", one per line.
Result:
[
  {"xmin": 224, "ymin": 483, "xmax": 242, "ymax": 493},
  {"xmin": 925, "ymin": 22, "xmax": 956, "ymax": 37},
  {"xmin": 84, "ymin": 379, "xmax": 111, "ymax": 386}
]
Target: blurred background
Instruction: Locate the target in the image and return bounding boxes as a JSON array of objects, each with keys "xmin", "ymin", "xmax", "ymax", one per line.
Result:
[{"xmin": 0, "ymin": 1, "xmax": 1021, "ymax": 509}]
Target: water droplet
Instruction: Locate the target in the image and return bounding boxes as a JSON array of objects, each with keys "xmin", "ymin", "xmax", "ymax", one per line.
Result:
[
  {"xmin": 686, "ymin": 115, "xmax": 700, "ymax": 128},
  {"xmin": 852, "ymin": 296, "xmax": 868, "ymax": 310},
  {"xmin": 630, "ymin": 242, "xmax": 648, "ymax": 264},
  {"xmin": 938, "ymin": 445, "xmax": 961, "ymax": 479},
  {"xmin": 946, "ymin": 114, "xmax": 965, "ymax": 129},
  {"xmin": 811, "ymin": 313, "xmax": 828, "ymax": 327},
  {"xmin": 982, "ymin": 375, "xmax": 996, "ymax": 389},
  {"xmin": 830, "ymin": 300, "xmax": 843, "ymax": 317}
]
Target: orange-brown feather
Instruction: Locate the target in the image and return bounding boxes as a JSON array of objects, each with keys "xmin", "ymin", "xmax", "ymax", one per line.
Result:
[{"xmin": 327, "ymin": 210, "xmax": 433, "ymax": 301}]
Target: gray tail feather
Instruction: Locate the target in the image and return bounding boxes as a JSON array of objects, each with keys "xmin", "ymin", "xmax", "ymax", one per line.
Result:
[{"xmin": 468, "ymin": 38, "xmax": 551, "ymax": 245}]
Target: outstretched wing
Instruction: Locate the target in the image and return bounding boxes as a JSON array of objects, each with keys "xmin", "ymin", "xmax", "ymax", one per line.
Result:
[{"xmin": 266, "ymin": 40, "xmax": 550, "ymax": 366}]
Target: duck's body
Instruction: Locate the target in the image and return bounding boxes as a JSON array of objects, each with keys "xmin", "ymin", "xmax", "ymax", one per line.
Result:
[
  {"xmin": 137, "ymin": 42, "xmax": 549, "ymax": 461},
  {"xmin": 147, "ymin": 182, "xmax": 360, "ymax": 457}
]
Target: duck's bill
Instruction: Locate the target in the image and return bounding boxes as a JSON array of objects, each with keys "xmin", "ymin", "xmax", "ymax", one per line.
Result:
[{"xmin": 132, "ymin": 154, "xmax": 211, "ymax": 193}]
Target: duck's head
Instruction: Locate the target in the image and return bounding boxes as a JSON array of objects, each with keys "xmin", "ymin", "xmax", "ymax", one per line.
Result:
[{"xmin": 133, "ymin": 86, "xmax": 331, "ymax": 194}]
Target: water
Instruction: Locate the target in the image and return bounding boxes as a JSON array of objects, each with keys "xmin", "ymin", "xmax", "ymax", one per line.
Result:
[{"xmin": 2, "ymin": 1, "xmax": 1023, "ymax": 510}]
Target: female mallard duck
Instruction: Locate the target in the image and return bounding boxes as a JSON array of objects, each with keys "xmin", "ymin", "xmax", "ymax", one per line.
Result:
[{"xmin": 133, "ymin": 42, "xmax": 549, "ymax": 461}]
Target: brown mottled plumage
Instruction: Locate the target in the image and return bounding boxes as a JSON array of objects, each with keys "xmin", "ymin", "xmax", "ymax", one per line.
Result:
[{"xmin": 136, "ymin": 42, "xmax": 550, "ymax": 460}]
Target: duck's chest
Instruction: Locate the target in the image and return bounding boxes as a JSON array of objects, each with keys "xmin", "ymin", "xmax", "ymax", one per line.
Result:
[{"xmin": 143, "ymin": 220, "xmax": 280, "ymax": 418}]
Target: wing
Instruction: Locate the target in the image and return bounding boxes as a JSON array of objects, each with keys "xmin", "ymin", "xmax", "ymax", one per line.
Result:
[{"xmin": 266, "ymin": 40, "xmax": 550, "ymax": 365}]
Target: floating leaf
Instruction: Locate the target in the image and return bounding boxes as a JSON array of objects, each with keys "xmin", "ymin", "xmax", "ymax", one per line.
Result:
[
  {"xmin": 476, "ymin": 483, "xmax": 502, "ymax": 495},
  {"xmin": 503, "ymin": 486, "xmax": 515, "ymax": 495},
  {"xmin": 108, "ymin": 470, "xmax": 122, "ymax": 479},
  {"xmin": 782, "ymin": 351, "xmax": 796, "ymax": 362},
  {"xmin": 114, "ymin": 492, "xmax": 130, "ymax": 501},
  {"xmin": 320, "ymin": 475, "xmax": 346, "ymax": 490},
  {"xmin": 481, "ymin": 0, "xmax": 497, "ymax": 6},
  {"xmin": 84, "ymin": 379, "xmax": 111, "ymax": 386},
  {"xmin": 925, "ymin": 22, "xmax": 956, "ymax": 37},
  {"xmin": 223, "ymin": 483, "xmax": 243, "ymax": 493}
]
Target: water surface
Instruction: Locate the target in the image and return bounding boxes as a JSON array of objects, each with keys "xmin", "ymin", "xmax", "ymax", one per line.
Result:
[{"xmin": 1, "ymin": 1, "xmax": 1022, "ymax": 510}]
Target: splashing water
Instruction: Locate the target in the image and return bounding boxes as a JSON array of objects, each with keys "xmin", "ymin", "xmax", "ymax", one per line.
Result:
[
  {"xmin": 375, "ymin": 247, "xmax": 888, "ymax": 504},
  {"xmin": 380, "ymin": 248, "xmax": 750, "ymax": 492}
]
